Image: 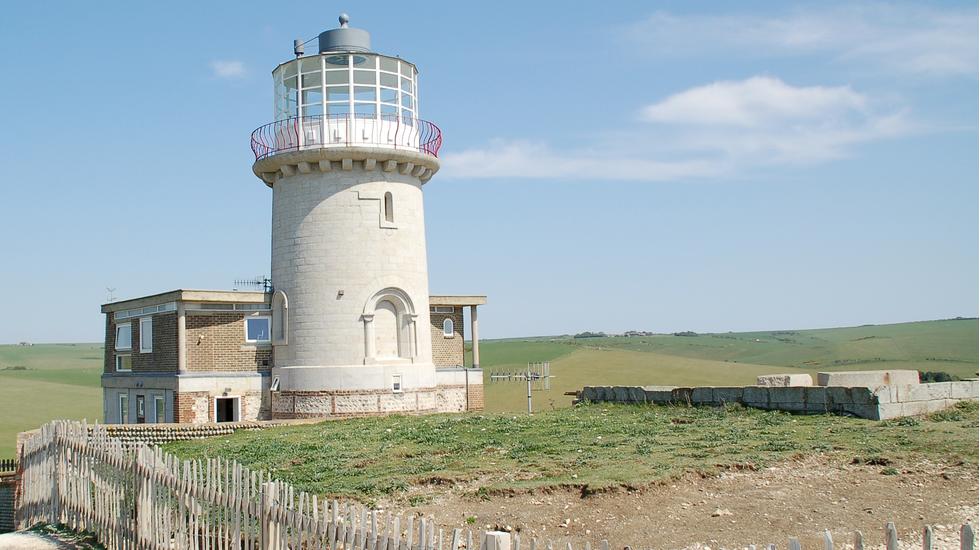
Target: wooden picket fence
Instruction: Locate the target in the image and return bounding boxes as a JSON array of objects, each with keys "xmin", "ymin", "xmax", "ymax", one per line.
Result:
[
  {"xmin": 0, "ymin": 458, "xmax": 15, "ymax": 473},
  {"xmin": 13, "ymin": 419, "xmax": 979, "ymax": 550}
]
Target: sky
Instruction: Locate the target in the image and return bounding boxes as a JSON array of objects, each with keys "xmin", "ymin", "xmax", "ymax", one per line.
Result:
[{"xmin": 0, "ymin": 1, "xmax": 977, "ymax": 343}]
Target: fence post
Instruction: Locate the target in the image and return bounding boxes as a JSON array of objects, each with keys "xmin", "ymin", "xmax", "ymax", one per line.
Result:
[
  {"xmin": 484, "ymin": 531, "xmax": 512, "ymax": 550},
  {"xmin": 962, "ymin": 524, "xmax": 976, "ymax": 550},
  {"xmin": 923, "ymin": 525, "xmax": 933, "ymax": 550},
  {"xmin": 886, "ymin": 522, "xmax": 899, "ymax": 550},
  {"xmin": 260, "ymin": 481, "xmax": 274, "ymax": 550},
  {"xmin": 788, "ymin": 537, "xmax": 802, "ymax": 550},
  {"xmin": 854, "ymin": 531, "xmax": 864, "ymax": 550},
  {"xmin": 824, "ymin": 530, "xmax": 834, "ymax": 550}
]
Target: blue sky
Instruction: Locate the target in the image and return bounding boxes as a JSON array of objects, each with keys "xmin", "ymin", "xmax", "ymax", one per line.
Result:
[{"xmin": 0, "ymin": 1, "xmax": 976, "ymax": 343}]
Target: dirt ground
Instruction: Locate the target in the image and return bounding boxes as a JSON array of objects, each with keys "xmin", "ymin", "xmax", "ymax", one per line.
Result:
[{"xmin": 398, "ymin": 456, "xmax": 978, "ymax": 550}]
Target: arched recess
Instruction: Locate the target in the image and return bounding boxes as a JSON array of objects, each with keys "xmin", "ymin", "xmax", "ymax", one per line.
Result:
[
  {"xmin": 272, "ymin": 290, "xmax": 288, "ymax": 345},
  {"xmin": 362, "ymin": 287, "xmax": 417, "ymax": 363}
]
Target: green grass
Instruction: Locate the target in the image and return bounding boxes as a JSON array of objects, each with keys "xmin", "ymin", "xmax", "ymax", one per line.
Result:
[
  {"xmin": 164, "ymin": 401, "xmax": 979, "ymax": 504},
  {"xmin": 0, "ymin": 343, "xmax": 104, "ymax": 456}
]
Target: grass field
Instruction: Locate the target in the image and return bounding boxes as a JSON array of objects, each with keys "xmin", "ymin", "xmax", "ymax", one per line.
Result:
[
  {"xmin": 0, "ymin": 343, "xmax": 104, "ymax": 457},
  {"xmin": 0, "ymin": 319, "xmax": 976, "ymax": 455},
  {"xmin": 164, "ymin": 401, "xmax": 979, "ymax": 504},
  {"xmin": 479, "ymin": 319, "xmax": 979, "ymax": 412}
]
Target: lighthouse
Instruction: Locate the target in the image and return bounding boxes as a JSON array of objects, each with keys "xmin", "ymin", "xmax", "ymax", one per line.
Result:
[{"xmin": 251, "ymin": 15, "xmax": 447, "ymax": 417}]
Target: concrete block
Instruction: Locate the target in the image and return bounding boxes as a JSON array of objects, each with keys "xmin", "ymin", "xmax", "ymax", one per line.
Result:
[
  {"xmin": 580, "ymin": 387, "xmax": 598, "ymax": 402},
  {"xmin": 627, "ymin": 386, "xmax": 647, "ymax": 403},
  {"xmin": 757, "ymin": 374, "xmax": 813, "ymax": 387},
  {"xmin": 769, "ymin": 386, "xmax": 807, "ymax": 404},
  {"xmin": 691, "ymin": 387, "xmax": 715, "ymax": 405},
  {"xmin": 742, "ymin": 386, "xmax": 770, "ymax": 407},
  {"xmin": 643, "ymin": 388, "xmax": 674, "ymax": 404},
  {"xmin": 712, "ymin": 387, "xmax": 744, "ymax": 405},
  {"xmin": 875, "ymin": 403, "xmax": 904, "ymax": 421},
  {"xmin": 671, "ymin": 388, "xmax": 693, "ymax": 405},
  {"xmin": 817, "ymin": 370, "xmax": 920, "ymax": 388},
  {"xmin": 899, "ymin": 401, "xmax": 931, "ymax": 417},
  {"xmin": 950, "ymin": 380, "xmax": 979, "ymax": 400},
  {"xmin": 906, "ymin": 383, "xmax": 952, "ymax": 402},
  {"xmin": 484, "ymin": 532, "xmax": 512, "ymax": 550},
  {"xmin": 804, "ymin": 386, "xmax": 828, "ymax": 406},
  {"xmin": 613, "ymin": 386, "xmax": 630, "ymax": 402}
]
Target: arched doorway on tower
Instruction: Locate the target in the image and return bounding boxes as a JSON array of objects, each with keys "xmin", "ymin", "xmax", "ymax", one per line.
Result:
[{"xmin": 362, "ymin": 288, "xmax": 418, "ymax": 363}]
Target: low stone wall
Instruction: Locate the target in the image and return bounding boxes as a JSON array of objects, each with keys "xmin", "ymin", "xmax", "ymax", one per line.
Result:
[{"xmin": 578, "ymin": 380, "xmax": 979, "ymax": 420}]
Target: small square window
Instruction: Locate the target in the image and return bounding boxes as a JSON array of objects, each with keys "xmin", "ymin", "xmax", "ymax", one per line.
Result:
[
  {"xmin": 116, "ymin": 354, "xmax": 132, "ymax": 372},
  {"xmin": 139, "ymin": 317, "xmax": 153, "ymax": 353},
  {"xmin": 392, "ymin": 374, "xmax": 403, "ymax": 393},
  {"xmin": 115, "ymin": 323, "xmax": 132, "ymax": 351},
  {"xmin": 246, "ymin": 316, "xmax": 271, "ymax": 343}
]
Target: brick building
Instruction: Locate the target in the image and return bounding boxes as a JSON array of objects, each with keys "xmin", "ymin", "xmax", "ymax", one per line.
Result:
[{"xmin": 102, "ymin": 291, "xmax": 485, "ymax": 423}]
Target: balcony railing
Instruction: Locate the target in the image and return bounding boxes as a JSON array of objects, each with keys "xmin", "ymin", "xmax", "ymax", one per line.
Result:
[{"xmin": 250, "ymin": 114, "xmax": 443, "ymax": 161}]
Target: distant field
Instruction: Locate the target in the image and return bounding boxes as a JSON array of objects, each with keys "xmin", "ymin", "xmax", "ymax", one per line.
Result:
[
  {"xmin": 0, "ymin": 319, "xmax": 976, "ymax": 453},
  {"xmin": 0, "ymin": 343, "xmax": 104, "ymax": 456},
  {"xmin": 480, "ymin": 319, "xmax": 979, "ymax": 413}
]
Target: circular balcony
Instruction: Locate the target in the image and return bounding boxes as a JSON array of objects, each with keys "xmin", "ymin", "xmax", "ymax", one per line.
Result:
[{"xmin": 250, "ymin": 114, "xmax": 442, "ymax": 161}]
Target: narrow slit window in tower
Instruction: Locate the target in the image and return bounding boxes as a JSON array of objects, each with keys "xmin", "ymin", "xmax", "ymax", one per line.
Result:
[{"xmin": 384, "ymin": 192, "xmax": 394, "ymax": 223}]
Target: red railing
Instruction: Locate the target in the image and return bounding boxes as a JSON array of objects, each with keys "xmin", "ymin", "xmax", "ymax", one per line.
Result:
[{"xmin": 250, "ymin": 114, "xmax": 443, "ymax": 160}]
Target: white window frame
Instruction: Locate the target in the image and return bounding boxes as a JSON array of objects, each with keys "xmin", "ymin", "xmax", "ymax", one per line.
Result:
[
  {"xmin": 392, "ymin": 374, "xmax": 403, "ymax": 393},
  {"xmin": 115, "ymin": 323, "xmax": 132, "ymax": 351},
  {"xmin": 153, "ymin": 395, "xmax": 166, "ymax": 423},
  {"xmin": 139, "ymin": 317, "xmax": 153, "ymax": 353},
  {"xmin": 115, "ymin": 354, "xmax": 132, "ymax": 372},
  {"xmin": 244, "ymin": 315, "xmax": 272, "ymax": 343},
  {"xmin": 443, "ymin": 317, "xmax": 454, "ymax": 338},
  {"xmin": 213, "ymin": 396, "xmax": 241, "ymax": 423},
  {"xmin": 270, "ymin": 376, "xmax": 281, "ymax": 392},
  {"xmin": 431, "ymin": 306, "xmax": 454, "ymax": 314},
  {"xmin": 118, "ymin": 394, "xmax": 129, "ymax": 424}
]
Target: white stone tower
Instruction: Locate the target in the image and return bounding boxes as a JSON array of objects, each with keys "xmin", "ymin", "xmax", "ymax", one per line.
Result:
[{"xmin": 250, "ymin": 15, "xmax": 443, "ymax": 417}]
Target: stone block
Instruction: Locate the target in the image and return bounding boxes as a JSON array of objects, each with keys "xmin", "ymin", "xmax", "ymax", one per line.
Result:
[
  {"xmin": 691, "ymin": 387, "xmax": 715, "ymax": 405},
  {"xmin": 804, "ymin": 386, "xmax": 828, "ymax": 406},
  {"xmin": 671, "ymin": 387, "xmax": 693, "ymax": 405},
  {"xmin": 580, "ymin": 387, "xmax": 598, "ymax": 402},
  {"xmin": 613, "ymin": 386, "xmax": 631, "ymax": 402},
  {"xmin": 875, "ymin": 403, "xmax": 903, "ymax": 421},
  {"xmin": 817, "ymin": 370, "xmax": 920, "ymax": 388},
  {"xmin": 757, "ymin": 374, "xmax": 813, "ymax": 387},
  {"xmin": 712, "ymin": 387, "xmax": 744, "ymax": 405},
  {"xmin": 643, "ymin": 388, "xmax": 674, "ymax": 403},
  {"xmin": 769, "ymin": 386, "xmax": 806, "ymax": 404},
  {"xmin": 742, "ymin": 386, "xmax": 770, "ymax": 407},
  {"xmin": 950, "ymin": 380, "xmax": 979, "ymax": 400},
  {"xmin": 906, "ymin": 383, "xmax": 952, "ymax": 402},
  {"xmin": 627, "ymin": 386, "xmax": 647, "ymax": 404},
  {"xmin": 899, "ymin": 401, "xmax": 931, "ymax": 417}
]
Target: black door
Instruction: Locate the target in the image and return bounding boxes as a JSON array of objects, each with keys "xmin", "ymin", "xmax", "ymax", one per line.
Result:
[{"xmin": 135, "ymin": 395, "xmax": 146, "ymax": 424}]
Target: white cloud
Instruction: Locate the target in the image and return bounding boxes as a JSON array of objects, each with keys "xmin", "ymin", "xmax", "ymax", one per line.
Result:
[
  {"xmin": 210, "ymin": 60, "xmax": 246, "ymax": 79},
  {"xmin": 624, "ymin": 5, "xmax": 977, "ymax": 77},
  {"xmin": 441, "ymin": 77, "xmax": 910, "ymax": 181}
]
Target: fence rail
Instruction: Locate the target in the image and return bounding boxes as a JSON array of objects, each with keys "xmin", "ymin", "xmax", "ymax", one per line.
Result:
[
  {"xmin": 13, "ymin": 420, "xmax": 979, "ymax": 550},
  {"xmin": 250, "ymin": 114, "xmax": 443, "ymax": 160}
]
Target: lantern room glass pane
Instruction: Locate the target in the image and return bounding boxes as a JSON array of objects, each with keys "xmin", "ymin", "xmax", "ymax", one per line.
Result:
[
  {"xmin": 401, "ymin": 95, "xmax": 413, "ymax": 109},
  {"xmin": 324, "ymin": 54, "xmax": 349, "ymax": 67},
  {"xmin": 302, "ymin": 103, "xmax": 323, "ymax": 116},
  {"xmin": 301, "ymin": 72, "xmax": 322, "ymax": 88},
  {"xmin": 302, "ymin": 89, "xmax": 322, "ymax": 105},
  {"xmin": 325, "ymin": 71, "xmax": 348, "ymax": 85},
  {"xmin": 355, "ymin": 55, "xmax": 377, "ymax": 69},
  {"xmin": 354, "ymin": 103, "xmax": 377, "ymax": 117},
  {"xmin": 380, "ymin": 73, "xmax": 398, "ymax": 88},
  {"xmin": 326, "ymin": 86, "xmax": 349, "ymax": 102},
  {"xmin": 282, "ymin": 62, "xmax": 298, "ymax": 78},
  {"xmin": 353, "ymin": 86, "xmax": 375, "ymax": 101},
  {"xmin": 326, "ymin": 102, "xmax": 350, "ymax": 115},
  {"xmin": 300, "ymin": 57, "xmax": 320, "ymax": 72},
  {"xmin": 399, "ymin": 61, "xmax": 412, "ymax": 77},
  {"xmin": 401, "ymin": 78, "xmax": 412, "ymax": 93},
  {"xmin": 353, "ymin": 70, "xmax": 375, "ymax": 85},
  {"xmin": 380, "ymin": 88, "xmax": 397, "ymax": 103},
  {"xmin": 380, "ymin": 57, "xmax": 398, "ymax": 72},
  {"xmin": 380, "ymin": 104, "xmax": 398, "ymax": 116}
]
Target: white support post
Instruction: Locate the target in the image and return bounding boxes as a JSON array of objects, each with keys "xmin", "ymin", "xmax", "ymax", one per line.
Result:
[{"xmin": 470, "ymin": 305, "xmax": 480, "ymax": 369}]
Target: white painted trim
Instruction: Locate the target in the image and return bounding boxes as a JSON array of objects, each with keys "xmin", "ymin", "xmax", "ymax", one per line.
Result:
[
  {"xmin": 115, "ymin": 353, "xmax": 132, "ymax": 372},
  {"xmin": 139, "ymin": 316, "xmax": 153, "ymax": 353},
  {"xmin": 244, "ymin": 315, "xmax": 272, "ymax": 343},
  {"xmin": 115, "ymin": 322, "xmax": 132, "ymax": 351}
]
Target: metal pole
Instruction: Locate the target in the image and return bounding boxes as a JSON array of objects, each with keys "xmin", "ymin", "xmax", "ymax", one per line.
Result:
[{"xmin": 526, "ymin": 364, "xmax": 532, "ymax": 414}]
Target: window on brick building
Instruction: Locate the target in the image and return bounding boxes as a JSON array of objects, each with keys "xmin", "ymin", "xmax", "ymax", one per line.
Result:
[
  {"xmin": 443, "ymin": 318, "xmax": 454, "ymax": 337},
  {"xmin": 115, "ymin": 323, "xmax": 132, "ymax": 351},
  {"xmin": 115, "ymin": 354, "xmax": 132, "ymax": 372},
  {"xmin": 246, "ymin": 316, "xmax": 271, "ymax": 343},
  {"xmin": 384, "ymin": 192, "xmax": 394, "ymax": 223},
  {"xmin": 139, "ymin": 317, "xmax": 153, "ymax": 353}
]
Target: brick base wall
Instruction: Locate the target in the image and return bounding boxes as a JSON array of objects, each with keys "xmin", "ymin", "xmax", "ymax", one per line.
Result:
[
  {"xmin": 466, "ymin": 381, "xmax": 484, "ymax": 411},
  {"xmin": 174, "ymin": 391, "xmax": 211, "ymax": 424}
]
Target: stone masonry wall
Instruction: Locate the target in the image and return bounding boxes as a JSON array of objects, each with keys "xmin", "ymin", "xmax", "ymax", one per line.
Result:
[
  {"xmin": 186, "ymin": 313, "xmax": 273, "ymax": 373},
  {"xmin": 579, "ymin": 381, "xmax": 979, "ymax": 420},
  {"xmin": 175, "ymin": 391, "xmax": 211, "ymax": 424},
  {"xmin": 430, "ymin": 308, "xmax": 465, "ymax": 367},
  {"xmin": 272, "ymin": 388, "xmax": 441, "ymax": 419}
]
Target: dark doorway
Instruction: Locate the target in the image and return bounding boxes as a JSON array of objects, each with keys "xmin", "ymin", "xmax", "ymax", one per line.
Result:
[
  {"xmin": 135, "ymin": 395, "xmax": 146, "ymax": 424},
  {"xmin": 215, "ymin": 397, "xmax": 238, "ymax": 423}
]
